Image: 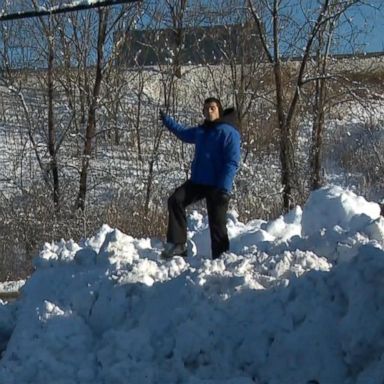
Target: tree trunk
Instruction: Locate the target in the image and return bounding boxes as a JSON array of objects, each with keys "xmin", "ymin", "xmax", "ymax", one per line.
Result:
[
  {"xmin": 47, "ymin": 33, "xmax": 60, "ymax": 210},
  {"xmin": 76, "ymin": 9, "xmax": 108, "ymax": 210},
  {"xmin": 310, "ymin": 76, "xmax": 326, "ymax": 190},
  {"xmin": 272, "ymin": 0, "xmax": 294, "ymax": 211},
  {"xmin": 144, "ymin": 123, "xmax": 163, "ymax": 216},
  {"xmin": 310, "ymin": 14, "xmax": 335, "ymax": 190},
  {"xmin": 135, "ymin": 74, "xmax": 144, "ymax": 161},
  {"xmin": 274, "ymin": 62, "xmax": 293, "ymax": 211}
]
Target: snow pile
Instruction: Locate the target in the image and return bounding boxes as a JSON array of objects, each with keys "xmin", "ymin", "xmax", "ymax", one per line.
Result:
[{"xmin": 1, "ymin": 185, "xmax": 384, "ymax": 384}]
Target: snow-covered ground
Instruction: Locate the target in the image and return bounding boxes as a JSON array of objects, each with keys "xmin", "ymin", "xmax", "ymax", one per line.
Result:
[{"xmin": 1, "ymin": 185, "xmax": 384, "ymax": 383}]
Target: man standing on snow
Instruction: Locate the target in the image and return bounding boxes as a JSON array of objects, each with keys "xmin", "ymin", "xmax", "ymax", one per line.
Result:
[{"xmin": 159, "ymin": 98, "xmax": 241, "ymax": 259}]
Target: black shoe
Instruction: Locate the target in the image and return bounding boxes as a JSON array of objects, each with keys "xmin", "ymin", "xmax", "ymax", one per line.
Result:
[{"xmin": 161, "ymin": 242, "xmax": 187, "ymax": 259}]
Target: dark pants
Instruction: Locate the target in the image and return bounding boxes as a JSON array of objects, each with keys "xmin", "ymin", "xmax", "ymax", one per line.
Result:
[{"xmin": 167, "ymin": 181, "xmax": 230, "ymax": 259}]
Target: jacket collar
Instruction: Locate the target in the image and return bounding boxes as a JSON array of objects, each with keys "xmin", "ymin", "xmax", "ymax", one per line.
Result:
[{"xmin": 203, "ymin": 120, "xmax": 220, "ymax": 129}]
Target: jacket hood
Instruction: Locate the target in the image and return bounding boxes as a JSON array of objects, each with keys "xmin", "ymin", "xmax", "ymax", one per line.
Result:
[{"xmin": 221, "ymin": 107, "xmax": 239, "ymax": 130}]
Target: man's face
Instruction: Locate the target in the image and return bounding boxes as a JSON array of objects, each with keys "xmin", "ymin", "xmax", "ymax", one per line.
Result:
[{"xmin": 203, "ymin": 102, "xmax": 220, "ymax": 122}]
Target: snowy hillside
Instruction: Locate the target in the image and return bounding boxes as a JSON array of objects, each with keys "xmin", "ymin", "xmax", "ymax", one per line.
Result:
[{"xmin": 1, "ymin": 185, "xmax": 384, "ymax": 384}]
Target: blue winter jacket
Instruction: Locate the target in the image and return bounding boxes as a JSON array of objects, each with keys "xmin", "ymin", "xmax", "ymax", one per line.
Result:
[{"xmin": 162, "ymin": 114, "xmax": 241, "ymax": 193}]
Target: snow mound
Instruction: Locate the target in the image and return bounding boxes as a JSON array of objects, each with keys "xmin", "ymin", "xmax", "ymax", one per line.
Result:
[
  {"xmin": 302, "ymin": 185, "xmax": 381, "ymax": 236},
  {"xmin": 0, "ymin": 185, "xmax": 384, "ymax": 384}
]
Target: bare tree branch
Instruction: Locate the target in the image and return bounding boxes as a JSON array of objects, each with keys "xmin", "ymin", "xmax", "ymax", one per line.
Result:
[{"xmin": 0, "ymin": 0, "xmax": 141, "ymax": 21}]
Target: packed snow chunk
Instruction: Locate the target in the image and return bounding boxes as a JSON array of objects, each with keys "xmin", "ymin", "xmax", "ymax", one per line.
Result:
[
  {"xmin": 34, "ymin": 239, "xmax": 81, "ymax": 267},
  {"xmin": 226, "ymin": 210, "xmax": 253, "ymax": 239},
  {"xmin": 39, "ymin": 300, "xmax": 66, "ymax": 320},
  {"xmin": 188, "ymin": 210, "xmax": 208, "ymax": 233},
  {"xmin": 269, "ymin": 250, "xmax": 331, "ymax": 279},
  {"xmin": 262, "ymin": 205, "xmax": 302, "ymax": 242},
  {"xmin": 230, "ymin": 228, "xmax": 274, "ymax": 254},
  {"xmin": 302, "ymin": 185, "xmax": 381, "ymax": 237},
  {"xmin": 97, "ymin": 228, "xmax": 152, "ymax": 267},
  {"xmin": 84, "ymin": 223, "xmax": 114, "ymax": 252},
  {"xmin": 0, "ymin": 280, "xmax": 25, "ymax": 295},
  {"xmin": 116, "ymin": 257, "xmax": 178, "ymax": 286},
  {"xmin": 189, "ymin": 211, "xmax": 211, "ymax": 257},
  {"xmin": 1, "ymin": 299, "xmax": 95, "ymax": 384},
  {"xmin": 364, "ymin": 216, "xmax": 384, "ymax": 247},
  {"xmin": 229, "ymin": 215, "xmax": 271, "ymax": 254}
]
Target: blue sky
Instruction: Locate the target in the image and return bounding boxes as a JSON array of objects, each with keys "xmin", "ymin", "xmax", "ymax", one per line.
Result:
[
  {"xmin": 280, "ymin": 0, "xmax": 384, "ymax": 54},
  {"xmin": 350, "ymin": 3, "xmax": 383, "ymax": 53}
]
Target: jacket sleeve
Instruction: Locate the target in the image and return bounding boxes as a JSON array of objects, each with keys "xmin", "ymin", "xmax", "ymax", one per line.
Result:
[
  {"xmin": 217, "ymin": 129, "xmax": 241, "ymax": 192},
  {"xmin": 161, "ymin": 114, "xmax": 197, "ymax": 144}
]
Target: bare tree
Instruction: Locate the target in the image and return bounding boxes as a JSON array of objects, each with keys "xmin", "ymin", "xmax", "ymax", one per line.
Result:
[
  {"xmin": 71, "ymin": 2, "xmax": 140, "ymax": 210},
  {"xmin": 0, "ymin": 6, "xmax": 56, "ymax": 193},
  {"xmin": 309, "ymin": 9, "xmax": 337, "ymax": 190},
  {"xmin": 247, "ymin": 0, "xmax": 370, "ymax": 211},
  {"xmin": 31, "ymin": 0, "xmax": 61, "ymax": 210},
  {"xmin": 76, "ymin": 8, "xmax": 109, "ymax": 211},
  {"xmin": 123, "ymin": 0, "xmax": 194, "ymax": 216}
]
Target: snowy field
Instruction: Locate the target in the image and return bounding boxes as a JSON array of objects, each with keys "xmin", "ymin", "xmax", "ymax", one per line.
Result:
[{"xmin": 1, "ymin": 185, "xmax": 384, "ymax": 383}]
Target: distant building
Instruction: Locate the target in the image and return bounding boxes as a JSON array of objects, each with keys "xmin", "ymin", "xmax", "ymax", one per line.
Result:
[{"xmin": 115, "ymin": 24, "xmax": 263, "ymax": 69}]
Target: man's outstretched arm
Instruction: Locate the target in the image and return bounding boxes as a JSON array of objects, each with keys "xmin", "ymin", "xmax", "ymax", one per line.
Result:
[{"xmin": 160, "ymin": 110, "xmax": 197, "ymax": 144}]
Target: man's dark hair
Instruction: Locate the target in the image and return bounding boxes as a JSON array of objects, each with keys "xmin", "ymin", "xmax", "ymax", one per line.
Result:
[{"xmin": 204, "ymin": 97, "xmax": 223, "ymax": 117}]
